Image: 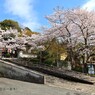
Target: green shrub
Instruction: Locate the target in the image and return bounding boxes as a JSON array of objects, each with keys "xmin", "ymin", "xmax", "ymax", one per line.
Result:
[
  {"xmin": 60, "ymin": 60, "xmax": 68, "ymax": 67},
  {"xmin": 73, "ymin": 66, "xmax": 82, "ymax": 72},
  {"xmin": 6, "ymin": 53, "xmax": 10, "ymax": 57},
  {"xmin": 44, "ymin": 58, "xmax": 55, "ymax": 66},
  {"xmin": 31, "ymin": 58, "xmax": 39, "ymax": 64}
]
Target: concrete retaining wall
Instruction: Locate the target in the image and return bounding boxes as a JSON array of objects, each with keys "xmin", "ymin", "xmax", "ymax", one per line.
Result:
[
  {"xmin": 0, "ymin": 60, "xmax": 44, "ymax": 84},
  {"xmin": 3, "ymin": 59, "xmax": 94, "ymax": 85}
]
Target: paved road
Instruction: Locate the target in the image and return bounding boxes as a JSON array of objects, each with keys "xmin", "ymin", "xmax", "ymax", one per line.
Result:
[{"xmin": 0, "ymin": 78, "xmax": 91, "ymax": 95}]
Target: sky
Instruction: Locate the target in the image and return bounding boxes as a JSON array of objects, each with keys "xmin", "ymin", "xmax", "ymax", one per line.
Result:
[{"xmin": 0, "ymin": 0, "xmax": 95, "ymax": 32}]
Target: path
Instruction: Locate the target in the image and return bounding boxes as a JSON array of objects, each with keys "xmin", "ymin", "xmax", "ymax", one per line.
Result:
[{"xmin": 0, "ymin": 78, "xmax": 90, "ymax": 95}]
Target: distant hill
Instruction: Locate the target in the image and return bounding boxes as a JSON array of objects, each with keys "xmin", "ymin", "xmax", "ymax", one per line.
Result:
[
  {"xmin": 0, "ymin": 19, "xmax": 39, "ymax": 36},
  {"xmin": 24, "ymin": 27, "xmax": 39, "ymax": 36},
  {"xmin": 0, "ymin": 19, "xmax": 21, "ymax": 32}
]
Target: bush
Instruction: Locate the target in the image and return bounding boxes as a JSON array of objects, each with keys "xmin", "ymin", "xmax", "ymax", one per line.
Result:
[
  {"xmin": 31, "ymin": 58, "xmax": 39, "ymax": 64},
  {"xmin": 60, "ymin": 60, "xmax": 68, "ymax": 67},
  {"xmin": 6, "ymin": 53, "xmax": 10, "ymax": 58},
  {"xmin": 73, "ymin": 66, "xmax": 82, "ymax": 72},
  {"xmin": 44, "ymin": 58, "xmax": 54, "ymax": 66}
]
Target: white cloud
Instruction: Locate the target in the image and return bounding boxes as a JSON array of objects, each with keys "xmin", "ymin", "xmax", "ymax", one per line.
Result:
[
  {"xmin": 4, "ymin": 0, "xmax": 40, "ymax": 31},
  {"xmin": 23, "ymin": 21, "xmax": 40, "ymax": 32},
  {"xmin": 82, "ymin": 0, "xmax": 95, "ymax": 11}
]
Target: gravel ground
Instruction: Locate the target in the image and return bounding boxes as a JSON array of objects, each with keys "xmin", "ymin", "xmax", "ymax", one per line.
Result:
[
  {"xmin": 1, "ymin": 59, "xmax": 95, "ymax": 95},
  {"xmin": 0, "ymin": 78, "xmax": 91, "ymax": 95},
  {"xmin": 44, "ymin": 74, "xmax": 95, "ymax": 94}
]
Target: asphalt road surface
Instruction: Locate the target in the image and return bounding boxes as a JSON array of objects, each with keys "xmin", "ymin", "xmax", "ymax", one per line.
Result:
[{"xmin": 0, "ymin": 78, "xmax": 91, "ymax": 95}]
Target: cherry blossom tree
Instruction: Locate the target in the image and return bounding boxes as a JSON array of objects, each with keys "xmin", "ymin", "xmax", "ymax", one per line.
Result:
[
  {"xmin": 0, "ymin": 28, "xmax": 29, "ymax": 57},
  {"xmin": 41, "ymin": 7, "xmax": 95, "ymax": 68},
  {"xmin": 64, "ymin": 8, "xmax": 95, "ymax": 64},
  {"xmin": 43, "ymin": 7, "xmax": 78, "ymax": 68}
]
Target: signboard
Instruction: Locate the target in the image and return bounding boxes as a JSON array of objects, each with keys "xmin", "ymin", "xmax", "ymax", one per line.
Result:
[{"xmin": 88, "ymin": 64, "xmax": 95, "ymax": 74}]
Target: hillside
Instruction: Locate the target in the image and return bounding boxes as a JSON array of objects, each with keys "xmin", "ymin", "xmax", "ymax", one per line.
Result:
[{"xmin": 0, "ymin": 19, "xmax": 38, "ymax": 36}]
